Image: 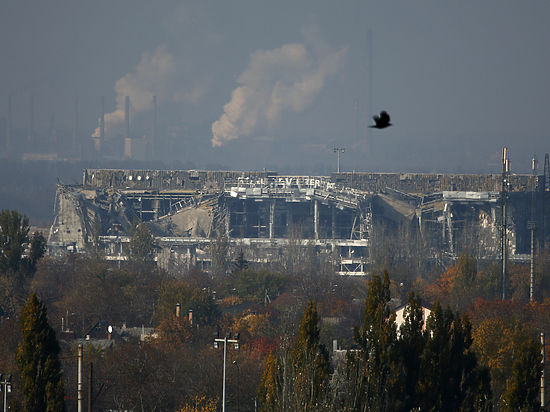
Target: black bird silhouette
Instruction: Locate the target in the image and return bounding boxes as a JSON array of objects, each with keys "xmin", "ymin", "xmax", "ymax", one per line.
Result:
[{"xmin": 369, "ymin": 110, "xmax": 392, "ymax": 129}]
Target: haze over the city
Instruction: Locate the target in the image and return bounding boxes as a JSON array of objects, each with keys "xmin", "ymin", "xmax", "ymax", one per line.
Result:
[{"xmin": 1, "ymin": 0, "xmax": 549, "ymax": 174}]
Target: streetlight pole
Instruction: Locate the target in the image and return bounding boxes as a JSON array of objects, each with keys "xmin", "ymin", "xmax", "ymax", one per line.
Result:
[
  {"xmin": 334, "ymin": 147, "xmax": 345, "ymax": 173},
  {"xmin": 78, "ymin": 343, "xmax": 83, "ymax": 412},
  {"xmin": 0, "ymin": 374, "xmax": 12, "ymax": 412},
  {"xmin": 214, "ymin": 333, "xmax": 240, "ymax": 412}
]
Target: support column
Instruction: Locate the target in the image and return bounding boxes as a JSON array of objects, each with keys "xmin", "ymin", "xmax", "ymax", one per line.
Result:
[
  {"xmin": 269, "ymin": 200, "xmax": 275, "ymax": 239},
  {"xmin": 314, "ymin": 200, "xmax": 319, "ymax": 240},
  {"xmin": 153, "ymin": 199, "xmax": 160, "ymax": 220},
  {"xmin": 242, "ymin": 200, "xmax": 247, "ymax": 237},
  {"xmin": 287, "ymin": 204, "xmax": 293, "ymax": 236},
  {"xmin": 332, "ymin": 206, "xmax": 336, "ymax": 239},
  {"xmin": 225, "ymin": 208, "xmax": 231, "ymax": 237},
  {"xmin": 446, "ymin": 207, "xmax": 454, "ymax": 254}
]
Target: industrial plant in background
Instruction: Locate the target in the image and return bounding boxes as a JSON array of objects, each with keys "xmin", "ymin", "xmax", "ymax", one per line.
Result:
[
  {"xmin": 47, "ymin": 154, "xmax": 550, "ymax": 276},
  {"xmin": 1, "ymin": 95, "xmax": 158, "ymax": 161}
]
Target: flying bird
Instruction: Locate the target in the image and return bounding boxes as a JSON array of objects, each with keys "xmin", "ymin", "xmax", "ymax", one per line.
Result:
[{"xmin": 369, "ymin": 110, "xmax": 392, "ymax": 129}]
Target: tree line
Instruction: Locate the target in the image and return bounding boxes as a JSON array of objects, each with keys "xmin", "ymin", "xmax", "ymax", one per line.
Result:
[
  {"xmin": 259, "ymin": 272, "xmax": 543, "ymax": 411},
  {"xmin": 1, "ymin": 208, "xmax": 549, "ymax": 410}
]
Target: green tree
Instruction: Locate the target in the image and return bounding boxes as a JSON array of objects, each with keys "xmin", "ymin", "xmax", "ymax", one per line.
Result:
[
  {"xmin": 500, "ymin": 334, "xmax": 542, "ymax": 411},
  {"xmin": 290, "ymin": 301, "xmax": 330, "ymax": 410},
  {"xmin": 17, "ymin": 293, "xmax": 65, "ymax": 412},
  {"xmin": 233, "ymin": 269, "xmax": 287, "ymax": 304},
  {"xmin": 155, "ymin": 280, "xmax": 219, "ymax": 326},
  {"xmin": 232, "ymin": 248, "xmax": 249, "ymax": 273},
  {"xmin": 25, "ymin": 231, "xmax": 47, "ymax": 274},
  {"xmin": 0, "ymin": 211, "xmax": 46, "ymax": 316},
  {"xmin": 210, "ymin": 230, "xmax": 229, "ymax": 277},
  {"xmin": 348, "ymin": 271, "xmax": 398, "ymax": 411},
  {"xmin": 450, "ymin": 252, "xmax": 478, "ymax": 310},
  {"xmin": 0, "ymin": 209, "xmax": 30, "ymax": 274},
  {"xmin": 419, "ymin": 301, "xmax": 491, "ymax": 411},
  {"xmin": 0, "ymin": 210, "xmax": 45, "ymax": 277},
  {"xmin": 129, "ymin": 222, "xmax": 155, "ymax": 264},
  {"xmin": 394, "ymin": 292, "xmax": 427, "ymax": 411},
  {"xmin": 258, "ymin": 351, "xmax": 280, "ymax": 411},
  {"xmin": 258, "ymin": 301, "xmax": 330, "ymax": 411}
]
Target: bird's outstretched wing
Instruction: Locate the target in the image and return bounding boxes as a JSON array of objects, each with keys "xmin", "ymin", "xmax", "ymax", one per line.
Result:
[{"xmin": 380, "ymin": 111, "xmax": 390, "ymax": 124}]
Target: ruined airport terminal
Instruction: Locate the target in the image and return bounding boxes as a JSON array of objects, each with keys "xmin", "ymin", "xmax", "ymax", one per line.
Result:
[{"xmin": 48, "ymin": 158, "xmax": 550, "ymax": 276}]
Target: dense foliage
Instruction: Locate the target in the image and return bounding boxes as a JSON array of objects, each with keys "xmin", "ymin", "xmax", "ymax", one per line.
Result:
[
  {"xmin": 0, "ymin": 209, "xmax": 548, "ymax": 410},
  {"xmin": 17, "ymin": 293, "xmax": 65, "ymax": 412}
]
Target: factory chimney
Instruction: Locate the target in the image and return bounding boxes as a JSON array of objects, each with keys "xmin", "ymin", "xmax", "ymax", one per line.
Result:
[{"xmin": 92, "ymin": 97, "xmax": 104, "ymax": 154}]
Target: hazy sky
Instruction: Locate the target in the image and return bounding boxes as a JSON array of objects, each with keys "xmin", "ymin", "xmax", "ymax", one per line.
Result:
[{"xmin": 1, "ymin": 0, "xmax": 549, "ymax": 174}]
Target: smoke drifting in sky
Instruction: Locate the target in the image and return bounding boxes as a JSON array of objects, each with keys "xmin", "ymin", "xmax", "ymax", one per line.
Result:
[
  {"xmin": 92, "ymin": 46, "xmax": 175, "ymax": 138},
  {"xmin": 211, "ymin": 39, "xmax": 347, "ymax": 147},
  {"xmin": 2, "ymin": 1, "xmax": 549, "ymax": 173}
]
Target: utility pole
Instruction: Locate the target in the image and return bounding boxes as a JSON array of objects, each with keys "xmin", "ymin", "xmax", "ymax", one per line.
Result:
[
  {"xmin": 214, "ymin": 332, "xmax": 240, "ymax": 412},
  {"xmin": 529, "ymin": 156, "xmax": 537, "ymax": 302},
  {"xmin": 334, "ymin": 147, "xmax": 345, "ymax": 173}
]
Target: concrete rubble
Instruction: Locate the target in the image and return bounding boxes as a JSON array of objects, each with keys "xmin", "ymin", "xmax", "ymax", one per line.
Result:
[{"xmin": 48, "ymin": 168, "xmax": 550, "ymax": 275}]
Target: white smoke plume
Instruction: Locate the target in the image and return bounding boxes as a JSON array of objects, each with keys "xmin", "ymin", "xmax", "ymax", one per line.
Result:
[
  {"xmin": 211, "ymin": 38, "xmax": 347, "ymax": 147},
  {"xmin": 92, "ymin": 45, "xmax": 176, "ymax": 138}
]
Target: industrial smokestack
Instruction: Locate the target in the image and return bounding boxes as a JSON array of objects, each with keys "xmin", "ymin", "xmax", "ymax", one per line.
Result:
[
  {"xmin": 100, "ymin": 96, "xmax": 105, "ymax": 140},
  {"xmin": 73, "ymin": 96, "xmax": 79, "ymax": 152},
  {"xmin": 125, "ymin": 96, "xmax": 130, "ymax": 139},
  {"xmin": 6, "ymin": 95, "xmax": 12, "ymax": 151}
]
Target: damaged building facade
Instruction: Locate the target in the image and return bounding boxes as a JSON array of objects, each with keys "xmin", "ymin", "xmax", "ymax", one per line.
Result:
[{"xmin": 48, "ymin": 166, "xmax": 550, "ymax": 275}]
